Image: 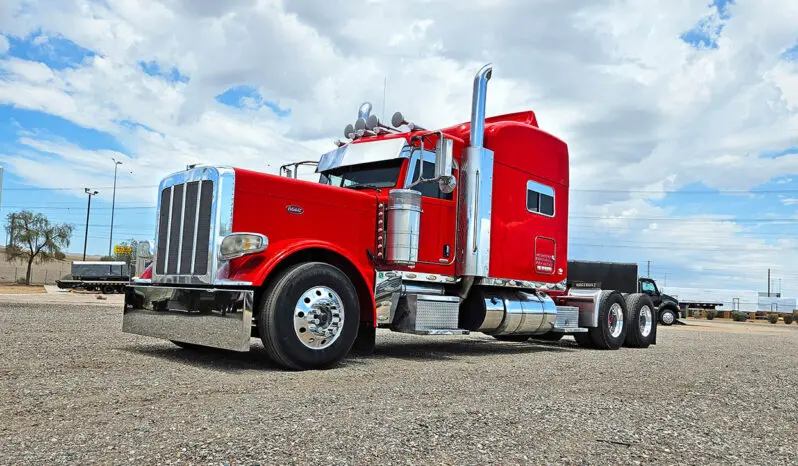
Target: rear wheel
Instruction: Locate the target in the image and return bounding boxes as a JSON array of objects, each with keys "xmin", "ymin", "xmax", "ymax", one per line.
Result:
[
  {"xmin": 659, "ymin": 308, "xmax": 677, "ymax": 326},
  {"xmin": 624, "ymin": 293, "xmax": 656, "ymax": 348},
  {"xmin": 258, "ymin": 262, "xmax": 359, "ymax": 370},
  {"xmin": 588, "ymin": 291, "xmax": 628, "ymax": 349}
]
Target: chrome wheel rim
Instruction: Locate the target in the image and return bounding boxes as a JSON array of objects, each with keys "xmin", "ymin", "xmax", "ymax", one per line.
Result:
[
  {"xmin": 608, "ymin": 302, "xmax": 624, "ymax": 338},
  {"xmin": 293, "ymin": 286, "xmax": 344, "ymax": 350},
  {"xmin": 662, "ymin": 310, "xmax": 675, "ymax": 325},
  {"xmin": 639, "ymin": 305, "xmax": 653, "ymax": 337}
]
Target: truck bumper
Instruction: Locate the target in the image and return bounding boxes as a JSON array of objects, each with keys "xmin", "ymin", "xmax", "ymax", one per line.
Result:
[{"xmin": 122, "ymin": 284, "xmax": 254, "ymax": 352}]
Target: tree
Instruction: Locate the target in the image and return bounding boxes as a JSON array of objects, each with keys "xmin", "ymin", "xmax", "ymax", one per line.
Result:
[{"xmin": 5, "ymin": 211, "xmax": 73, "ymax": 285}]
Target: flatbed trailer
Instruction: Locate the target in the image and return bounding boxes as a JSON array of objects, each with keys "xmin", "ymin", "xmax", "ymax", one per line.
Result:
[{"xmin": 56, "ymin": 279, "xmax": 130, "ymax": 294}]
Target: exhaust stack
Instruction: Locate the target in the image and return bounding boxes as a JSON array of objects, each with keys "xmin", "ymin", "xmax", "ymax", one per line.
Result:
[
  {"xmin": 469, "ymin": 64, "xmax": 493, "ymax": 148},
  {"xmin": 457, "ymin": 63, "xmax": 495, "ymax": 278}
]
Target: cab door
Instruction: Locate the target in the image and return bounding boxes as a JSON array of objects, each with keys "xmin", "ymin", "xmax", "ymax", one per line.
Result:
[{"xmin": 404, "ymin": 149, "xmax": 454, "ymax": 271}]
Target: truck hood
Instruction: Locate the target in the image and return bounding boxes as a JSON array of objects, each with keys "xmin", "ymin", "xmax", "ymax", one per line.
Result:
[
  {"xmin": 230, "ymin": 167, "xmax": 380, "ymax": 251},
  {"xmin": 660, "ymin": 293, "xmax": 678, "ymax": 304}
]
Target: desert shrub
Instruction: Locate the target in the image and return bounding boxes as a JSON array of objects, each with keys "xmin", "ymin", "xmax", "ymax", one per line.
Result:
[
  {"xmin": 731, "ymin": 311, "xmax": 748, "ymax": 322},
  {"xmin": 783, "ymin": 314, "xmax": 794, "ymax": 325},
  {"xmin": 705, "ymin": 310, "xmax": 717, "ymax": 320},
  {"xmin": 16, "ymin": 277, "xmax": 27, "ymax": 285},
  {"xmin": 767, "ymin": 313, "xmax": 779, "ymax": 324}
]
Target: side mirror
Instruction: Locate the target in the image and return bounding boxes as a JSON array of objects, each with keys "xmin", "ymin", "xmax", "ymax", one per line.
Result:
[{"xmin": 435, "ymin": 137, "xmax": 455, "ymax": 194}]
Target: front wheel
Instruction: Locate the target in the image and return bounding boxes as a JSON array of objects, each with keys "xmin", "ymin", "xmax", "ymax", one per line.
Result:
[
  {"xmin": 258, "ymin": 262, "xmax": 360, "ymax": 370},
  {"xmin": 659, "ymin": 308, "xmax": 677, "ymax": 326}
]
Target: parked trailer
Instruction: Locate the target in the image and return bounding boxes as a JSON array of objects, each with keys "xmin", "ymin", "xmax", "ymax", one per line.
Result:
[
  {"xmin": 123, "ymin": 64, "xmax": 660, "ymax": 370},
  {"xmin": 57, "ymin": 261, "xmax": 131, "ymax": 294},
  {"xmin": 661, "ymin": 287, "xmax": 759, "ymax": 314},
  {"xmin": 566, "ymin": 260, "xmax": 682, "ymax": 325}
]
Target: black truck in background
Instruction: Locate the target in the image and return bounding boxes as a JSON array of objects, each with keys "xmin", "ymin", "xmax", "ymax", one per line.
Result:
[{"xmin": 567, "ymin": 260, "xmax": 682, "ymax": 325}]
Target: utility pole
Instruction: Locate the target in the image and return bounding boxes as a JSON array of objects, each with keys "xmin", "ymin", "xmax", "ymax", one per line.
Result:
[
  {"xmin": 778, "ymin": 278, "xmax": 782, "ymax": 296},
  {"xmin": 84, "ymin": 188, "xmax": 99, "ymax": 261},
  {"xmin": 767, "ymin": 268, "xmax": 771, "ymax": 297},
  {"xmin": 647, "ymin": 261, "xmax": 651, "ymax": 277},
  {"xmin": 109, "ymin": 158, "xmax": 122, "ymax": 256}
]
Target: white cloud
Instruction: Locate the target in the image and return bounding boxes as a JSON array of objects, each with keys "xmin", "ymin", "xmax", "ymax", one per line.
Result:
[
  {"xmin": 1, "ymin": 0, "xmax": 798, "ymax": 293},
  {"xmin": 0, "ymin": 34, "xmax": 8, "ymax": 54}
]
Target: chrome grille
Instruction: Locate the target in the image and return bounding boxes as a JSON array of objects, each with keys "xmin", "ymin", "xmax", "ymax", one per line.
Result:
[{"xmin": 155, "ymin": 179, "xmax": 214, "ymax": 277}]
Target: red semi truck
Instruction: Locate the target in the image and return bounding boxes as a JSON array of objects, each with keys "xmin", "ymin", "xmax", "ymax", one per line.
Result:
[{"xmin": 123, "ymin": 63, "xmax": 658, "ymax": 370}]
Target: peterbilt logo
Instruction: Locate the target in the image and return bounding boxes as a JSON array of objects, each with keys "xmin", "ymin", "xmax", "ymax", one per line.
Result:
[{"xmin": 286, "ymin": 205, "xmax": 304, "ymax": 215}]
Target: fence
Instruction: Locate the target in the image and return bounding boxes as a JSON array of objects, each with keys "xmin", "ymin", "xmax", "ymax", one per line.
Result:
[{"xmin": 0, "ymin": 263, "xmax": 70, "ymax": 285}]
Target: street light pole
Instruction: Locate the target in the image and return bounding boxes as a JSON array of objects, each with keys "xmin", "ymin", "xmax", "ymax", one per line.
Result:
[
  {"xmin": 109, "ymin": 158, "xmax": 122, "ymax": 256},
  {"xmin": 84, "ymin": 188, "xmax": 99, "ymax": 261}
]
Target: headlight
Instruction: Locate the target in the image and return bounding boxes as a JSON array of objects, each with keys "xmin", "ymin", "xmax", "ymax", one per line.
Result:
[{"xmin": 219, "ymin": 233, "xmax": 268, "ymax": 260}]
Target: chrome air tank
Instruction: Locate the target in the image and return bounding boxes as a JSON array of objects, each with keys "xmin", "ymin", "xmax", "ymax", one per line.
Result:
[{"xmin": 385, "ymin": 189, "xmax": 422, "ymax": 266}]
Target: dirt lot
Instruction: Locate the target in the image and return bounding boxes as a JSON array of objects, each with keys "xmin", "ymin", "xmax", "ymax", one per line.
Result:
[
  {"xmin": 0, "ymin": 285, "xmax": 45, "ymax": 294},
  {"xmin": 1, "ymin": 303, "xmax": 796, "ymax": 465}
]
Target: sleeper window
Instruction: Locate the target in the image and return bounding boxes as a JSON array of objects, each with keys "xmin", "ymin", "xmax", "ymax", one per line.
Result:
[{"xmin": 526, "ymin": 180, "xmax": 555, "ymax": 217}]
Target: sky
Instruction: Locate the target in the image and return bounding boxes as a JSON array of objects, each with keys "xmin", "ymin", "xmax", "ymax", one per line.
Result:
[{"xmin": 0, "ymin": 0, "xmax": 797, "ymax": 295}]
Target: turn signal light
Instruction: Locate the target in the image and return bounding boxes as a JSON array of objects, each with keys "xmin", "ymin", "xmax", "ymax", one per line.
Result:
[{"xmin": 219, "ymin": 233, "xmax": 268, "ymax": 260}]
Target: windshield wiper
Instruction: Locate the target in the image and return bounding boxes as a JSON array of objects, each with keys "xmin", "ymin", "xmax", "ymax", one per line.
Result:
[{"xmin": 347, "ymin": 183, "xmax": 386, "ymax": 190}]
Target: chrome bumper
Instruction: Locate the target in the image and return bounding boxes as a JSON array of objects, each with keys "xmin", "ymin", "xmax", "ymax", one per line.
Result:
[{"xmin": 122, "ymin": 285, "xmax": 254, "ymax": 352}]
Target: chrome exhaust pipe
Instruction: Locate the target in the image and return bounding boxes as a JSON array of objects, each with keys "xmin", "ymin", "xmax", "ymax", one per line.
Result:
[
  {"xmin": 458, "ymin": 63, "xmax": 495, "ymax": 278},
  {"xmin": 469, "ymin": 63, "xmax": 493, "ymax": 148}
]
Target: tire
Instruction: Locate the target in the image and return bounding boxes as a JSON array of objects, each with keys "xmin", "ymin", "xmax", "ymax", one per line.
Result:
[
  {"xmin": 624, "ymin": 293, "xmax": 656, "ymax": 348},
  {"xmin": 102, "ymin": 285, "xmax": 115, "ymax": 294},
  {"xmin": 258, "ymin": 262, "xmax": 359, "ymax": 370},
  {"xmin": 492, "ymin": 335, "xmax": 530, "ymax": 342},
  {"xmin": 530, "ymin": 332, "xmax": 564, "ymax": 342},
  {"xmin": 587, "ymin": 290, "xmax": 628, "ymax": 350},
  {"xmin": 659, "ymin": 308, "xmax": 677, "ymax": 326}
]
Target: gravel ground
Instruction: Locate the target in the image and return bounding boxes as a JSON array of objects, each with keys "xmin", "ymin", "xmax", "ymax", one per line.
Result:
[{"xmin": 1, "ymin": 303, "xmax": 797, "ymax": 465}]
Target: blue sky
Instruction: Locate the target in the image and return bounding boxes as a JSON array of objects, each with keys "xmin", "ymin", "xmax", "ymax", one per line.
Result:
[
  {"xmin": 0, "ymin": 30, "xmax": 292, "ymax": 257},
  {"xmin": 1, "ymin": 0, "xmax": 797, "ymax": 294}
]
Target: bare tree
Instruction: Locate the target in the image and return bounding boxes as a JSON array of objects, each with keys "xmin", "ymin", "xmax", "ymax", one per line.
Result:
[{"xmin": 5, "ymin": 211, "xmax": 73, "ymax": 285}]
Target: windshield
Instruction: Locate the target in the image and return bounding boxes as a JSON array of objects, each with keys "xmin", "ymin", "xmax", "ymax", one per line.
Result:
[{"xmin": 319, "ymin": 158, "xmax": 404, "ymax": 189}]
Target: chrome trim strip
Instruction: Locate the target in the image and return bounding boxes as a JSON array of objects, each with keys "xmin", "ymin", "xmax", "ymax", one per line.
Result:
[
  {"xmin": 190, "ymin": 180, "xmax": 201, "ymax": 273},
  {"xmin": 176, "ymin": 183, "xmax": 186, "ymax": 269},
  {"xmin": 164, "ymin": 186, "xmax": 174, "ymax": 272},
  {"xmin": 123, "ymin": 284, "xmax": 254, "ymax": 352}
]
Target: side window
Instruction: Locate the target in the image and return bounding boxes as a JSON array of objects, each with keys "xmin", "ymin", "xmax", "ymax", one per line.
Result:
[
  {"xmin": 526, "ymin": 180, "xmax": 555, "ymax": 216},
  {"xmin": 641, "ymin": 281, "xmax": 655, "ymax": 293},
  {"xmin": 409, "ymin": 156, "xmax": 453, "ymax": 200}
]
